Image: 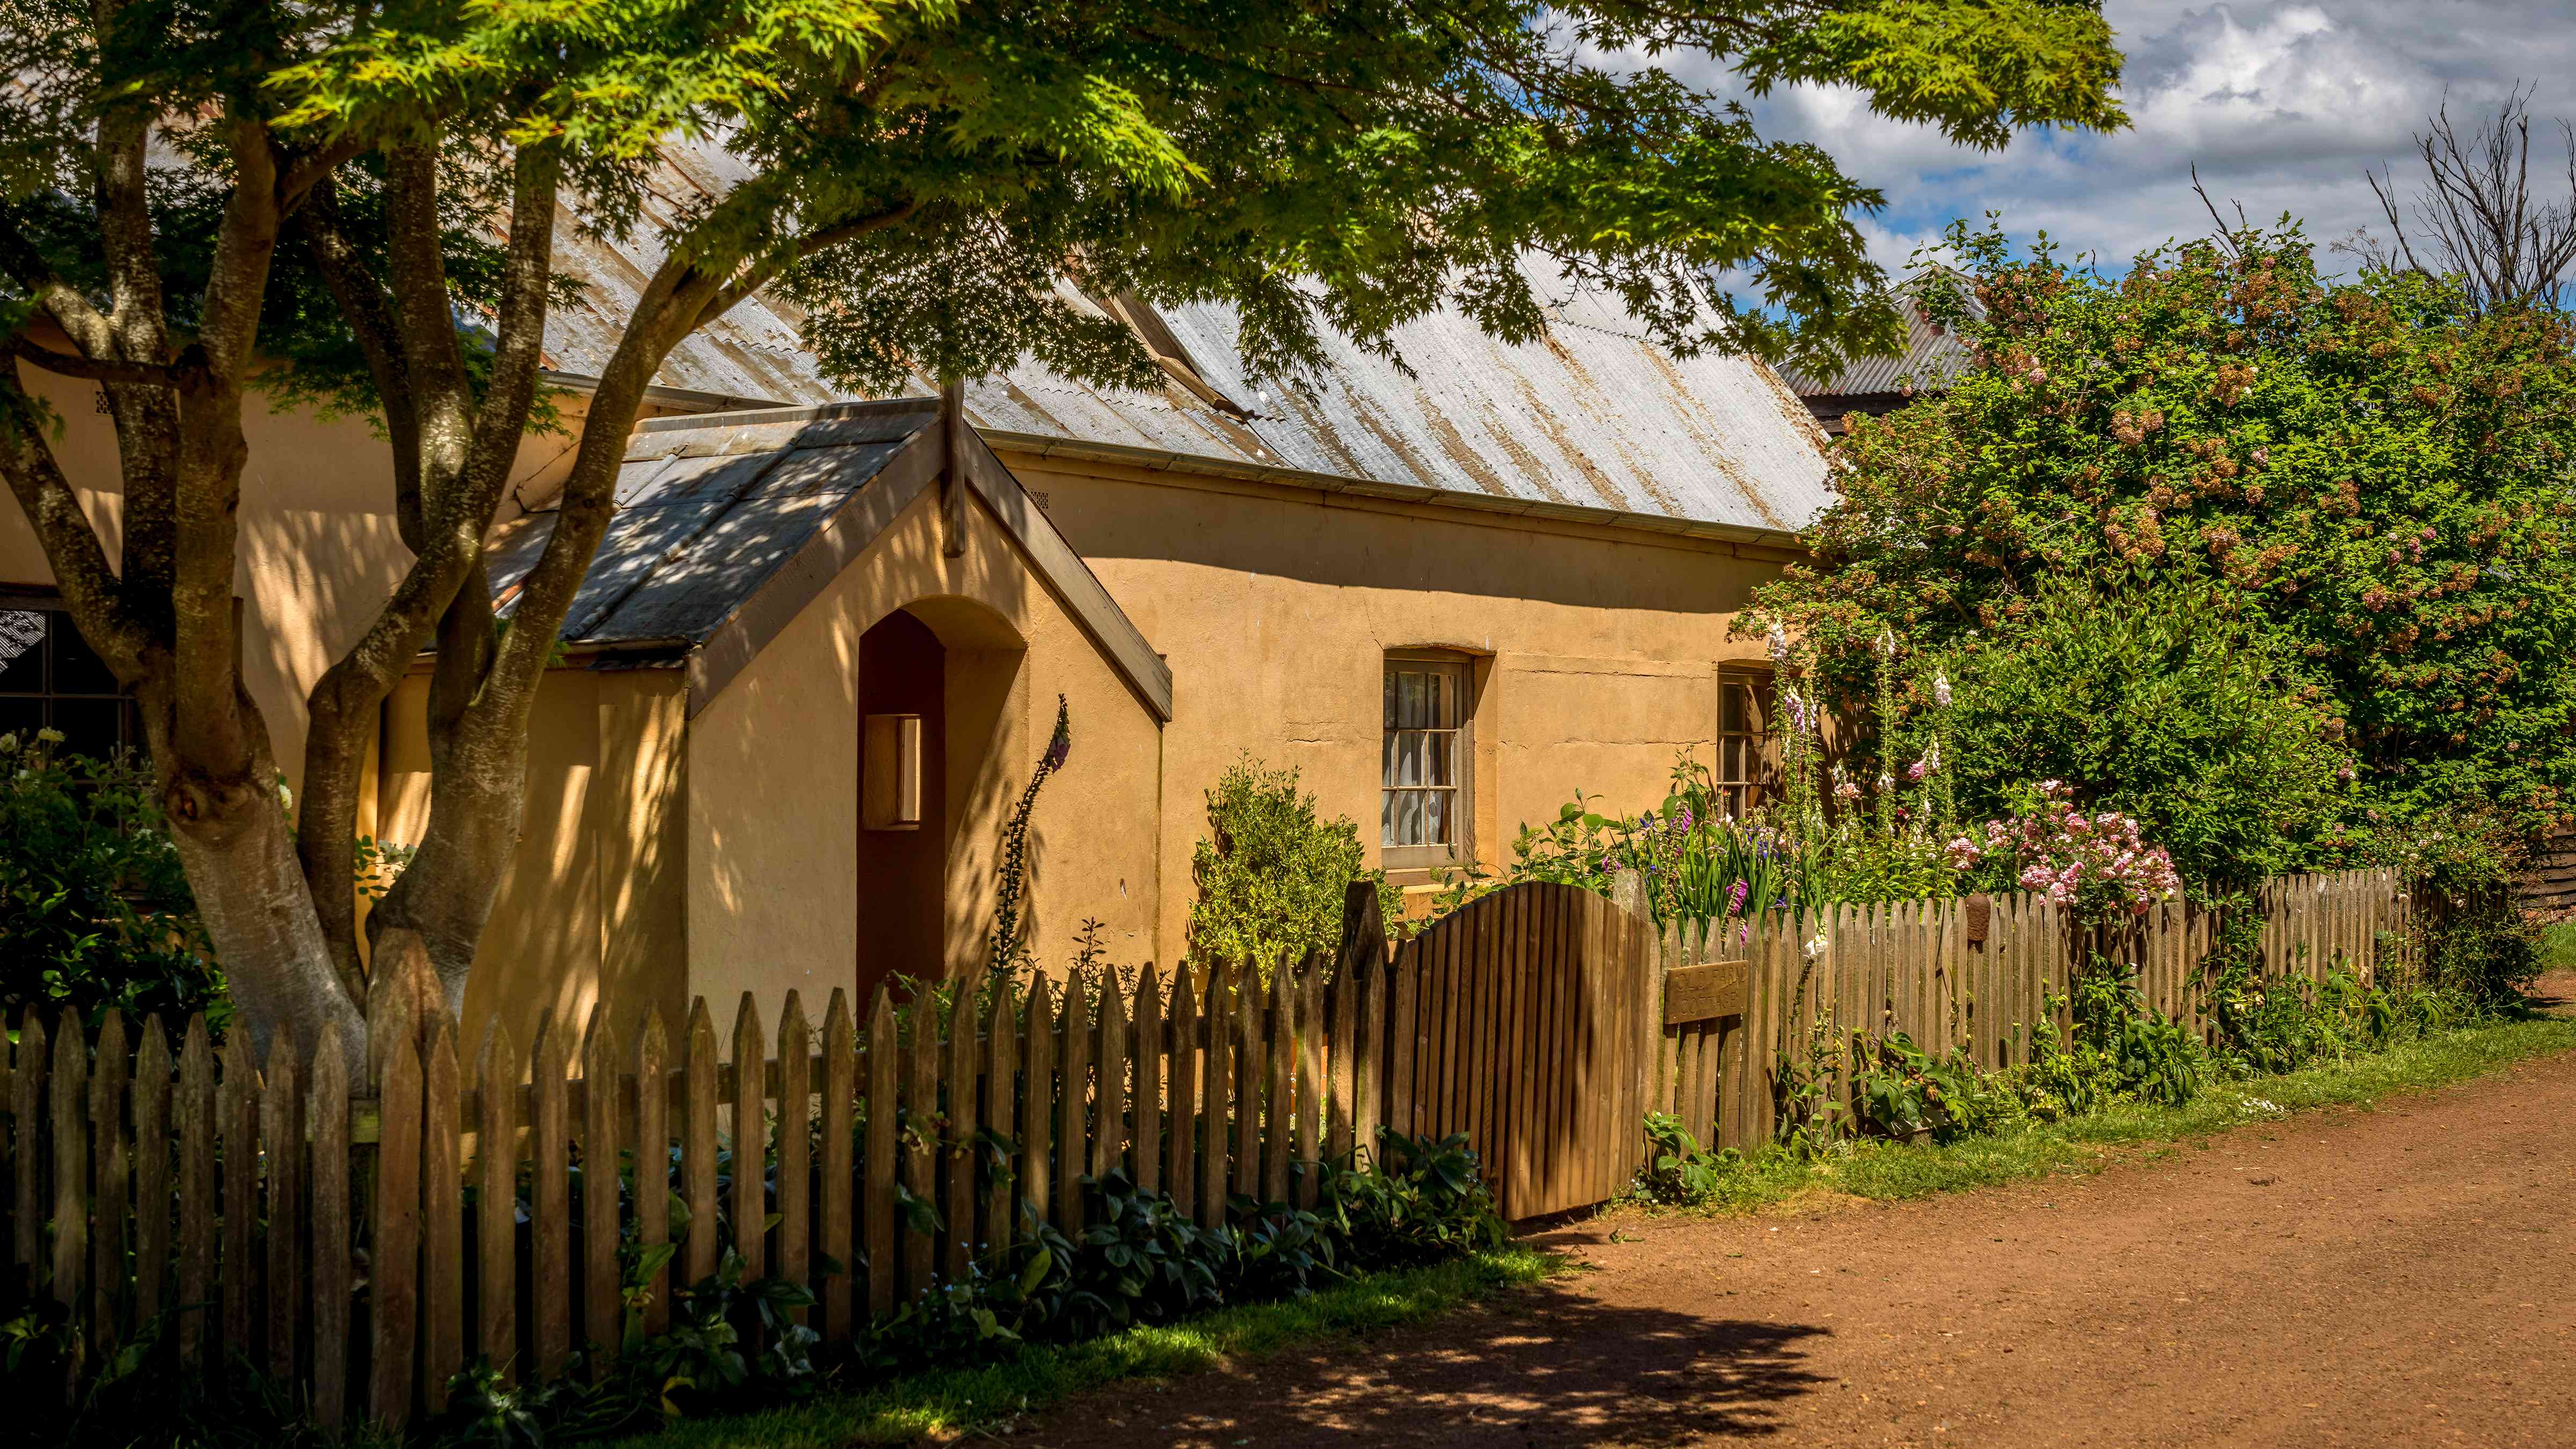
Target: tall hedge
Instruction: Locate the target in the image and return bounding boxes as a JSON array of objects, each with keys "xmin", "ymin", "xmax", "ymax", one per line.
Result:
[{"xmin": 1747, "ymin": 220, "xmax": 2576, "ymax": 842}]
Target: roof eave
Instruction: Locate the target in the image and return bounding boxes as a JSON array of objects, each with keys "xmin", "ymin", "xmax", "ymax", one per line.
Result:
[{"xmin": 982, "ymin": 428, "xmax": 1808, "ymax": 552}]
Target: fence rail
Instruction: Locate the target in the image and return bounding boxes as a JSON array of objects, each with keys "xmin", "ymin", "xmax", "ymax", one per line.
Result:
[{"xmin": 3, "ymin": 868, "xmax": 2410, "ymax": 1425}]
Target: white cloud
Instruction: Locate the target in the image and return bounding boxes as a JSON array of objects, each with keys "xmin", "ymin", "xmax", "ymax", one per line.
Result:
[{"xmin": 1665, "ymin": 1, "xmax": 2576, "ymax": 279}]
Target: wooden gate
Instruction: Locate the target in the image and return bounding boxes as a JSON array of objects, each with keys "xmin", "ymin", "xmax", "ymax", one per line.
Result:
[{"xmin": 1388, "ymin": 881, "xmax": 1656, "ymax": 1219}]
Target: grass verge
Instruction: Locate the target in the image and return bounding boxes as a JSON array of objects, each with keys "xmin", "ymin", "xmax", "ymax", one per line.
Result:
[
  {"xmin": 2541, "ymin": 920, "xmax": 2576, "ymax": 974},
  {"xmin": 1662, "ymin": 1005, "xmax": 2576, "ymax": 1216},
  {"xmin": 605, "ymin": 1247, "xmax": 1561, "ymax": 1448}
]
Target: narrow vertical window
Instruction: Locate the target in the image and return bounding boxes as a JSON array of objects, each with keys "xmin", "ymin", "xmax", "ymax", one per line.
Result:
[
  {"xmin": 1714, "ymin": 670, "xmax": 1770, "ymax": 819},
  {"xmin": 1381, "ymin": 654, "xmax": 1471, "ymax": 870}
]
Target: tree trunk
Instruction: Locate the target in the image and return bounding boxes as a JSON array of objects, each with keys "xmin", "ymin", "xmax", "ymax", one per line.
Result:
[
  {"xmin": 162, "ymin": 763, "xmax": 369, "ymax": 1072},
  {"xmin": 366, "ymin": 740, "xmax": 526, "ymax": 1020}
]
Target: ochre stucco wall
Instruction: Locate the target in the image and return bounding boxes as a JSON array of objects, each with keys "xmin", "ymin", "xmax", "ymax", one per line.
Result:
[
  {"xmin": 378, "ymin": 665, "xmax": 689, "ymax": 1059},
  {"xmin": 684, "ymin": 481, "xmax": 1167, "ymax": 1013},
  {"xmin": 994, "ymin": 449, "xmax": 1791, "ymax": 962},
  {"xmin": 1, "ymin": 367, "xmax": 675, "ymax": 799}
]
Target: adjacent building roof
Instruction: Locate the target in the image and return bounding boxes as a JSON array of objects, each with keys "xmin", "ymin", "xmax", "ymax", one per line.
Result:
[
  {"xmin": 1776, "ymin": 274, "xmax": 1978, "ymax": 428},
  {"xmin": 538, "ymin": 150, "xmax": 1834, "ymax": 539}
]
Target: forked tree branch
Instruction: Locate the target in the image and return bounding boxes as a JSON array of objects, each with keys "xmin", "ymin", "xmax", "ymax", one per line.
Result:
[
  {"xmin": 3, "ymin": 334, "xmax": 200, "ymax": 387},
  {"xmin": 0, "ymin": 372, "xmax": 150, "ymax": 677}
]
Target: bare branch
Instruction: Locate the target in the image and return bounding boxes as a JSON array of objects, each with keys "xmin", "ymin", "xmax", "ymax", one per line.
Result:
[
  {"xmin": 383, "ymin": 140, "xmax": 478, "ymax": 507},
  {"xmin": 693, "ymin": 197, "xmax": 921, "ymax": 327},
  {"xmin": 2364, "ymin": 82, "xmax": 2576, "ymax": 313},
  {"xmin": 295, "ymin": 175, "xmax": 427, "ymax": 548},
  {"xmin": 2189, "ymin": 165, "xmax": 2246, "ymax": 260},
  {"xmin": 458, "ymin": 146, "xmax": 565, "ymax": 509},
  {"xmin": 278, "ymin": 136, "xmax": 370, "ymax": 215}
]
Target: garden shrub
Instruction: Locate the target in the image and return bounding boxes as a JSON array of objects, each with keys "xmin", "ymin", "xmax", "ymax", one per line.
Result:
[
  {"xmin": 2390, "ymin": 802, "xmax": 2542, "ymax": 1006},
  {"xmin": 1937, "ymin": 575, "xmax": 2355, "ymax": 890},
  {"xmin": 1188, "ymin": 757, "xmax": 1398, "ymax": 975},
  {"xmin": 0, "ymin": 733, "xmax": 225, "ymax": 1029},
  {"xmin": 1741, "ymin": 218, "xmax": 2576, "ymax": 847},
  {"xmin": 2015, "ymin": 960, "xmax": 2207, "ymax": 1117},
  {"xmin": 1943, "ymin": 780, "xmax": 2183, "ymax": 917}
]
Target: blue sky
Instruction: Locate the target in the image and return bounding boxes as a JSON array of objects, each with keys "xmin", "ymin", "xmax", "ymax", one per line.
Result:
[{"xmin": 1666, "ymin": 1, "xmax": 2576, "ymax": 283}]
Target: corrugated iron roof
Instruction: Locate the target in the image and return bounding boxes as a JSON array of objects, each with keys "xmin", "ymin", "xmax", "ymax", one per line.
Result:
[
  {"xmin": 1150, "ymin": 264, "xmax": 1831, "ymax": 531},
  {"xmin": 485, "ymin": 400, "xmax": 938, "ymax": 647},
  {"xmin": 1777, "ymin": 276, "xmax": 1978, "ymax": 400},
  {"xmin": 539, "ymin": 148, "xmax": 1834, "ymax": 535}
]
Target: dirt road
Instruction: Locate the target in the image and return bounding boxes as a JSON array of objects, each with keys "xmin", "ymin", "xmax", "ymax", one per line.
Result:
[{"xmin": 1017, "ymin": 976, "xmax": 2576, "ymax": 1448}]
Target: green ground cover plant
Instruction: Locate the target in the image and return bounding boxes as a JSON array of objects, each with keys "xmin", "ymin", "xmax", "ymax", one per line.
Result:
[
  {"xmin": 1637, "ymin": 996, "xmax": 2576, "ymax": 1216},
  {"xmin": 1638, "ymin": 944, "xmax": 2565, "ymax": 1217}
]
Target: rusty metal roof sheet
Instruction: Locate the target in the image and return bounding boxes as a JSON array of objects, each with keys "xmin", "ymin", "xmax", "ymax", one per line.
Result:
[
  {"xmin": 1148, "ymin": 261, "xmax": 1832, "ymax": 531},
  {"xmin": 540, "ymin": 158, "xmax": 1832, "ymax": 534},
  {"xmin": 486, "ymin": 400, "xmax": 938, "ymax": 646}
]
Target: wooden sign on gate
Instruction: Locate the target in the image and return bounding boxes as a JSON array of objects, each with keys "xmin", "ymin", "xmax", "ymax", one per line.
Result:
[{"xmin": 1663, "ymin": 960, "xmax": 1748, "ymax": 1025}]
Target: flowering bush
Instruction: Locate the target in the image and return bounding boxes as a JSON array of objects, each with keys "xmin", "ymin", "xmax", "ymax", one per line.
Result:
[
  {"xmin": 1934, "ymin": 573, "xmax": 2355, "ymax": 889},
  {"xmin": 1738, "ymin": 218, "xmax": 2576, "ymax": 843},
  {"xmin": 1945, "ymin": 781, "xmax": 2182, "ymax": 918}
]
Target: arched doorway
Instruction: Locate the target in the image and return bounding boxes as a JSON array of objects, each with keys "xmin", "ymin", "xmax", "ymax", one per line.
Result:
[
  {"xmin": 854, "ymin": 599, "xmax": 1028, "ymax": 1004},
  {"xmin": 856, "ymin": 609, "xmax": 948, "ymax": 999}
]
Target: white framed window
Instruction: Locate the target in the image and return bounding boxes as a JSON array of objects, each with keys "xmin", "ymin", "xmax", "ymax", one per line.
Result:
[
  {"xmin": 1714, "ymin": 668, "xmax": 1771, "ymax": 819},
  {"xmin": 1381, "ymin": 653, "xmax": 1472, "ymax": 872}
]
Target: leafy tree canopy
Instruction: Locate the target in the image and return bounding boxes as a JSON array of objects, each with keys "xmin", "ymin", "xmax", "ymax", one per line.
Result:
[{"xmin": 1744, "ymin": 218, "xmax": 2576, "ymax": 843}]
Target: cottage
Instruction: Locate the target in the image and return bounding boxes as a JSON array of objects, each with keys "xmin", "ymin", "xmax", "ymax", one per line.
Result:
[{"xmin": 5, "ymin": 235, "xmax": 1832, "ymax": 1053}]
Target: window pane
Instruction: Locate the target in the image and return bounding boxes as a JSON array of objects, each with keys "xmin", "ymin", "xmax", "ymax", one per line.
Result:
[
  {"xmin": 0, "ymin": 610, "xmax": 46, "ymax": 685},
  {"xmin": 1425, "ymin": 789, "xmax": 1449, "ymax": 845},
  {"xmin": 1381, "ymin": 787, "xmax": 1395, "ymax": 846},
  {"xmin": 1405, "ymin": 671, "xmax": 1432, "ymax": 728},
  {"xmin": 1722, "ymin": 680, "xmax": 1746, "ymax": 733},
  {"xmin": 1383, "ymin": 669, "xmax": 1397, "ymax": 730},
  {"xmin": 1381, "ymin": 729, "xmax": 1397, "ymax": 788},
  {"xmin": 1429, "ymin": 669, "xmax": 1455, "ymax": 728},
  {"xmin": 0, "ymin": 696, "xmax": 42, "ymax": 741},
  {"xmin": 1427, "ymin": 730, "xmax": 1453, "ymax": 786},
  {"xmin": 49, "ymin": 612, "xmax": 119, "ymax": 695},
  {"xmin": 1395, "ymin": 730, "xmax": 1423, "ymax": 786},
  {"xmin": 52, "ymin": 697, "xmax": 123, "ymax": 757},
  {"xmin": 1394, "ymin": 789, "xmax": 1423, "ymax": 845}
]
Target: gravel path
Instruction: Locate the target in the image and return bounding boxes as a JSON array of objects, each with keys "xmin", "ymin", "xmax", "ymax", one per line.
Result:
[{"xmin": 1011, "ymin": 974, "xmax": 2576, "ymax": 1448}]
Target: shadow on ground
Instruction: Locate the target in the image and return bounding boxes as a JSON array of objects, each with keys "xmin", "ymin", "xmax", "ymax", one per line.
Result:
[{"xmin": 1030, "ymin": 1269, "xmax": 1832, "ymax": 1447}]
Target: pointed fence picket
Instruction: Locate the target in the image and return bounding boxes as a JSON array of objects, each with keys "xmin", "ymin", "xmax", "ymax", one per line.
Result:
[{"xmin": 0, "ymin": 867, "xmax": 2410, "ymax": 1415}]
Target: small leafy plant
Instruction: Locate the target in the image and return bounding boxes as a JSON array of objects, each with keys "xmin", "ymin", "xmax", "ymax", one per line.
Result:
[{"xmin": 1848, "ymin": 1030, "xmax": 1985, "ymax": 1144}]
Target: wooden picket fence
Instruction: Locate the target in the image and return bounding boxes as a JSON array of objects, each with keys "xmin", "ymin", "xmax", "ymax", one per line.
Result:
[
  {"xmin": 2520, "ymin": 830, "xmax": 2576, "ymax": 920},
  {"xmin": 1, "ymin": 867, "xmax": 2413, "ymax": 1424},
  {"xmin": 1649, "ymin": 868, "xmax": 2417, "ymax": 1153},
  {"xmin": 1, "ymin": 880, "xmax": 1652, "ymax": 1426}
]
